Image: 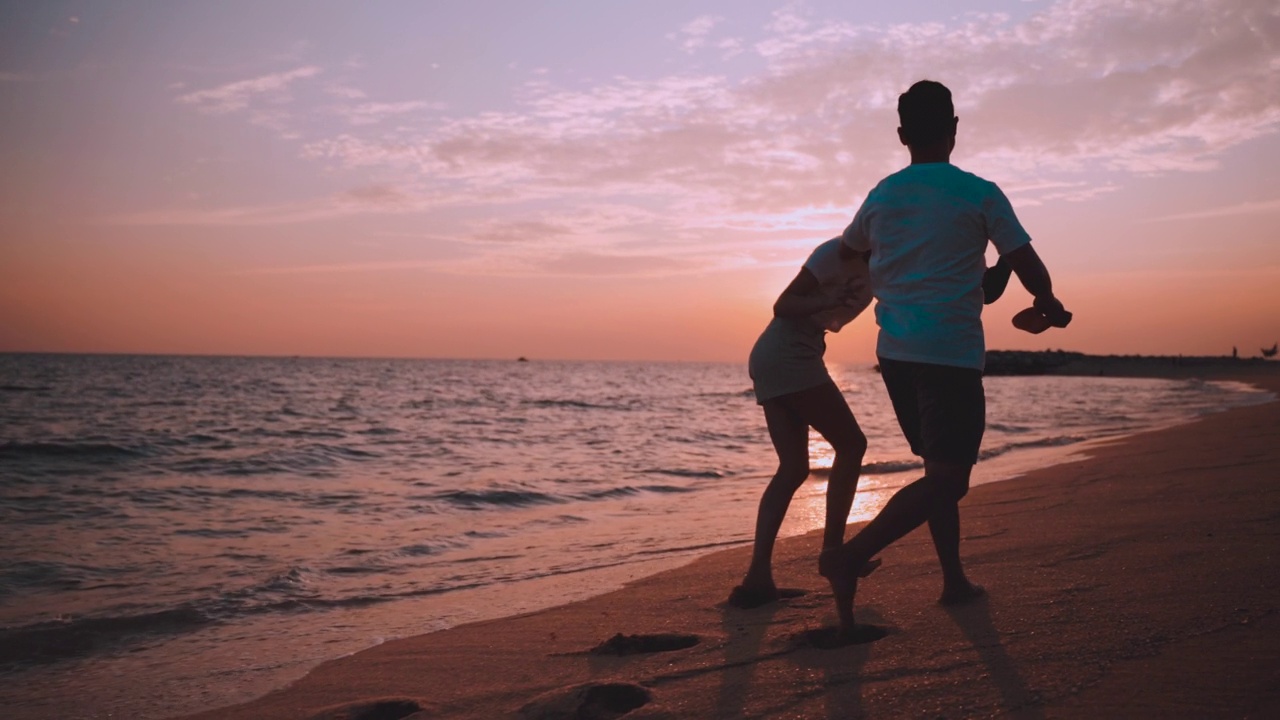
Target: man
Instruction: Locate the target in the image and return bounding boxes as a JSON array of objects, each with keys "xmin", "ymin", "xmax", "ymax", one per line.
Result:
[{"xmin": 821, "ymin": 80, "xmax": 1072, "ymax": 641}]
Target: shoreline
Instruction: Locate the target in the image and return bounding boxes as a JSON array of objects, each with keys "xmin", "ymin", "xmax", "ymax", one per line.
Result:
[
  {"xmin": 177, "ymin": 364, "xmax": 1280, "ymax": 719},
  {"xmin": 8, "ymin": 367, "xmax": 1253, "ymax": 720},
  {"xmin": 983, "ymin": 350, "xmax": 1277, "ymax": 378}
]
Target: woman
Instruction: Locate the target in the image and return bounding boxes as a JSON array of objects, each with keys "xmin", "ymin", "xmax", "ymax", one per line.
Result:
[{"xmin": 728, "ymin": 237, "xmax": 876, "ymax": 608}]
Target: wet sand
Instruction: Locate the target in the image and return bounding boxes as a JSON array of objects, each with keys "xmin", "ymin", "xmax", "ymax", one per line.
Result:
[{"xmin": 179, "ymin": 362, "xmax": 1280, "ymax": 719}]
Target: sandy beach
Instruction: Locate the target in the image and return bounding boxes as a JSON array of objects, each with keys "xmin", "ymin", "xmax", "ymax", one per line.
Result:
[{"xmin": 179, "ymin": 362, "xmax": 1280, "ymax": 720}]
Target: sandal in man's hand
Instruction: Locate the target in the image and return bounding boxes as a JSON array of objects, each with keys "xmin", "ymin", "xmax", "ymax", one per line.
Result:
[{"xmin": 1013, "ymin": 295, "xmax": 1072, "ymax": 334}]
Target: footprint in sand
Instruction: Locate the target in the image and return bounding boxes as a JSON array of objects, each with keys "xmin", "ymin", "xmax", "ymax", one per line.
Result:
[
  {"xmin": 798, "ymin": 624, "xmax": 889, "ymax": 649},
  {"xmin": 588, "ymin": 632, "xmax": 700, "ymax": 656},
  {"xmin": 518, "ymin": 682, "xmax": 651, "ymax": 720},
  {"xmin": 308, "ymin": 697, "xmax": 426, "ymax": 720}
]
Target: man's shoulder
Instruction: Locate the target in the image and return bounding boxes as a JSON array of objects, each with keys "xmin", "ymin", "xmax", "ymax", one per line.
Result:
[
  {"xmin": 866, "ymin": 164, "xmax": 1001, "ymax": 204},
  {"xmin": 932, "ymin": 163, "xmax": 1002, "ymax": 191},
  {"xmin": 861, "ymin": 168, "xmax": 912, "ymax": 204},
  {"xmin": 875, "ymin": 163, "xmax": 996, "ymax": 186}
]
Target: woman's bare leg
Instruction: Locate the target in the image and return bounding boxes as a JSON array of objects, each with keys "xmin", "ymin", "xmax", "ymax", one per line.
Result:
[
  {"xmin": 795, "ymin": 382, "xmax": 868, "ymax": 551},
  {"xmin": 734, "ymin": 382, "xmax": 867, "ymax": 607},
  {"xmin": 736, "ymin": 398, "xmax": 810, "ymax": 598}
]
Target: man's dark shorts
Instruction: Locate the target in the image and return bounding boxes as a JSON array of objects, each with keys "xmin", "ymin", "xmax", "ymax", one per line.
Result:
[{"xmin": 878, "ymin": 357, "xmax": 985, "ymax": 466}]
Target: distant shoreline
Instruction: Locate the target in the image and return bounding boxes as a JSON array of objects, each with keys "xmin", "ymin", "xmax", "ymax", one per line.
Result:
[{"xmin": 983, "ymin": 349, "xmax": 1276, "ymax": 378}]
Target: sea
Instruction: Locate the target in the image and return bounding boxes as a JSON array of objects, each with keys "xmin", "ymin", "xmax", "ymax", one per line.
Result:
[{"xmin": 0, "ymin": 353, "xmax": 1271, "ymax": 719}]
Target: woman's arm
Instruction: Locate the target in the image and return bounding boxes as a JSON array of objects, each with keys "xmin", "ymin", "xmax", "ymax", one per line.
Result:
[{"xmin": 773, "ymin": 268, "xmax": 840, "ymax": 318}]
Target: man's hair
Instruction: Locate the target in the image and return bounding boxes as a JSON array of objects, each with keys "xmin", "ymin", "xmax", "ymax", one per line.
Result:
[{"xmin": 897, "ymin": 80, "xmax": 955, "ymax": 146}]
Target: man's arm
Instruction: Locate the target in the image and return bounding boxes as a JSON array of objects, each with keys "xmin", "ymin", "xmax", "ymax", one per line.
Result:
[
  {"xmin": 982, "ymin": 256, "xmax": 1012, "ymax": 304},
  {"xmin": 1002, "ymin": 243, "xmax": 1071, "ymax": 326},
  {"xmin": 1002, "ymin": 244, "xmax": 1053, "ymax": 299}
]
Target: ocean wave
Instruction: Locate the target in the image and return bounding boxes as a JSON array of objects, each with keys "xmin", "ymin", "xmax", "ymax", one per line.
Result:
[
  {"xmin": 639, "ymin": 484, "xmax": 698, "ymax": 493},
  {"xmin": 987, "ymin": 422, "xmax": 1032, "ymax": 433},
  {"xmin": 396, "ymin": 543, "xmax": 451, "ymax": 557},
  {"xmin": 522, "ymin": 399, "xmax": 638, "ymax": 411},
  {"xmin": 433, "ymin": 488, "xmax": 566, "ymax": 509},
  {"xmin": 357, "ymin": 426, "xmax": 402, "ymax": 436},
  {"xmin": 861, "ymin": 459, "xmax": 924, "ymax": 474},
  {"xmin": 324, "ymin": 564, "xmax": 398, "ymax": 575},
  {"xmin": 576, "ymin": 484, "xmax": 697, "ymax": 500},
  {"xmin": 0, "ymin": 441, "xmax": 151, "ymax": 462},
  {"xmin": 168, "ymin": 443, "xmax": 381, "ymax": 477},
  {"xmin": 0, "ymin": 606, "xmax": 212, "ymax": 667},
  {"xmin": 0, "ymin": 567, "xmax": 417, "ymax": 668},
  {"xmin": 579, "ymin": 486, "xmax": 637, "ymax": 499},
  {"xmin": 979, "ymin": 434, "xmax": 1089, "ymax": 461},
  {"xmin": 694, "ymin": 389, "xmax": 756, "ymax": 399},
  {"xmin": 173, "ymin": 527, "xmax": 257, "ymax": 539},
  {"xmin": 0, "ymin": 560, "xmax": 90, "ymax": 597},
  {"xmin": 282, "ymin": 428, "xmax": 347, "ymax": 440},
  {"xmin": 0, "ymin": 384, "xmax": 50, "ymax": 392},
  {"xmin": 641, "ymin": 468, "xmax": 724, "ymax": 478},
  {"xmin": 855, "ymin": 436, "xmax": 1089, "ymax": 475}
]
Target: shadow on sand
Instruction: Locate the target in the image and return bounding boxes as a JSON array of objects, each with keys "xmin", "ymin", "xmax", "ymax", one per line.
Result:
[{"xmin": 944, "ymin": 595, "xmax": 1044, "ymax": 719}]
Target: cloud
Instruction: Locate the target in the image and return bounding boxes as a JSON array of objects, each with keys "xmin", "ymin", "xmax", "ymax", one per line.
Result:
[
  {"xmin": 670, "ymin": 15, "xmax": 724, "ymax": 53},
  {"xmin": 104, "ymin": 202, "xmax": 346, "ymax": 226},
  {"xmin": 325, "ymin": 84, "xmax": 367, "ymax": 100},
  {"xmin": 0, "ymin": 71, "xmax": 38, "ymax": 83},
  {"xmin": 717, "ymin": 38, "xmax": 745, "ymax": 59},
  {"xmin": 539, "ymin": 251, "xmax": 692, "ymax": 277},
  {"xmin": 301, "ymin": 0, "xmax": 1275, "ymax": 218},
  {"xmin": 469, "ymin": 219, "xmax": 573, "ymax": 244},
  {"xmin": 167, "ymin": 0, "xmax": 1280, "ymax": 276},
  {"xmin": 1145, "ymin": 198, "xmax": 1280, "ymax": 223},
  {"xmin": 177, "ymin": 66, "xmax": 321, "ymax": 114},
  {"xmin": 333, "ymin": 100, "xmax": 438, "ymax": 126},
  {"xmin": 338, "ymin": 184, "xmax": 415, "ymax": 209},
  {"xmin": 236, "ymin": 260, "xmax": 446, "ymax": 275},
  {"xmin": 103, "ymin": 184, "xmax": 422, "ymax": 226}
]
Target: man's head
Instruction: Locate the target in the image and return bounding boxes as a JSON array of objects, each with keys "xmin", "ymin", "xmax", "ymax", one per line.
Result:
[{"xmin": 897, "ymin": 80, "xmax": 956, "ymax": 150}]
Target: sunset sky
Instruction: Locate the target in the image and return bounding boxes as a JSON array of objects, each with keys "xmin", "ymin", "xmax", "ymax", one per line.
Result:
[{"xmin": 1, "ymin": 0, "xmax": 1277, "ymax": 363}]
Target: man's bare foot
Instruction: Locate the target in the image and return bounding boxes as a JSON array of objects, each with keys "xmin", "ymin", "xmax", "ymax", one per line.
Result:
[
  {"xmin": 938, "ymin": 582, "xmax": 986, "ymax": 606},
  {"xmin": 818, "ymin": 548, "xmax": 880, "ymax": 633},
  {"xmin": 818, "ymin": 549, "xmax": 881, "ymax": 580}
]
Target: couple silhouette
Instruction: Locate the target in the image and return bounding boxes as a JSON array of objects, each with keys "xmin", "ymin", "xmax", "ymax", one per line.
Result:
[{"xmin": 733, "ymin": 80, "xmax": 1072, "ymax": 643}]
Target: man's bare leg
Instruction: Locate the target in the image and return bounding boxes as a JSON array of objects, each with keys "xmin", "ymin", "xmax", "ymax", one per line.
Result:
[
  {"xmin": 822, "ymin": 474, "xmax": 937, "ymax": 633},
  {"xmin": 924, "ymin": 461, "xmax": 985, "ymax": 605}
]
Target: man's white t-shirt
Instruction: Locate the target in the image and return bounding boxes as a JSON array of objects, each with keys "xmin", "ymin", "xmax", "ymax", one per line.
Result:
[
  {"xmin": 802, "ymin": 238, "xmax": 873, "ymax": 333},
  {"xmin": 841, "ymin": 163, "xmax": 1031, "ymax": 370}
]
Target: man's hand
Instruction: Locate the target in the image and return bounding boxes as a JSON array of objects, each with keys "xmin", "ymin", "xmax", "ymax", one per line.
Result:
[
  {"xmin": 1012, "ymin": 296, "xmax": 1072, "ymax": 334},
  {"xmin": 1033, "ymin": 295, "xmax": 1072, "ymax": 328},
  {"xmin": 1000, "ymin": 243, "xmax": 1071, "ymax": 333}
]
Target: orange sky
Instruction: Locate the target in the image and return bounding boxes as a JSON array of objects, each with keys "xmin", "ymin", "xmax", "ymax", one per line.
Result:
[{"xmin": 1, "ymin": 1, "xmax": 1277, "ymax": 362}]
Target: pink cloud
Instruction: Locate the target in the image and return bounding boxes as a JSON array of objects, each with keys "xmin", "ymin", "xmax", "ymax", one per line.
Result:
[
  {"xmin": 669, "ymin": 15, "xmax": 725, "ymax": 54},
  {"xmin": 178, "ymin": 66, "xmax": 321, "ymax": 114},
  {"xmin": 166, "ymin": 0, "xmax": 1280, "ymax": 276}
]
